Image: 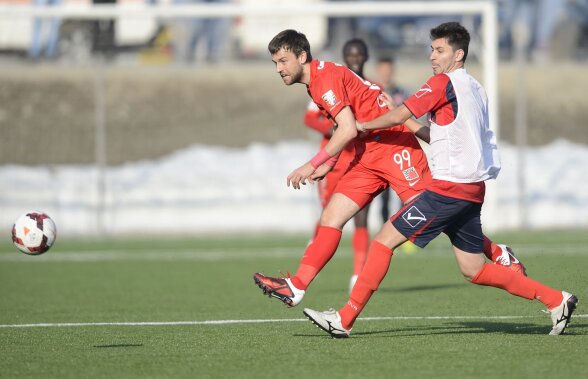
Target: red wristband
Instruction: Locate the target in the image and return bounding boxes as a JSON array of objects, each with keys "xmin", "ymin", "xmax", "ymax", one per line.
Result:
[
  {"xmin": 325, "ymin": 154, "xmax": 339, "ymax": 168},
  {"xmin": 310, "ymin": 148, "xmax": 331, "ymax": 169}
]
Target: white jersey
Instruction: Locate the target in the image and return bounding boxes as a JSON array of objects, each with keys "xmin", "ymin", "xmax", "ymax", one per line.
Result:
[{"xmin": 407, "ymin": 68, "xmax": 500, "ymax": 183}]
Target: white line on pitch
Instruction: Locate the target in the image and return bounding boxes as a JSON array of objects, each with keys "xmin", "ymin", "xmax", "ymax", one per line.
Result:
[
  {"xmin": 0, "ymin": 248, "xmax": 304, "ymax": 262},
  {"xmin": 1, "ymin": 244, "xmax": 587, "ymax": 262},
  {"xmin": 1, "ymin": 314, "xmax": 586, "ymax": 328}
]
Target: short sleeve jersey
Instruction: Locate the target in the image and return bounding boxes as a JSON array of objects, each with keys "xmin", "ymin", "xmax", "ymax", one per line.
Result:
[{"xmin": 306, "ymin": 60, "xmax": 388, "ymax": 124}]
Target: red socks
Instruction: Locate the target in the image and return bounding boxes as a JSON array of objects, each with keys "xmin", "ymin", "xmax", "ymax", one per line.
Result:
[
  {"xmin": 291, "ymin": 226, "xmax": 342, "ymax": 290},
  {"xmin": 335, "ymin": 245, "xmax": 564, "ymax": 331},
  {"xmin": 352, "ymin": 227, "xmax": 369, "ymax": 276},
  {"xmin": 472, "ymin": 263, "xmax": 563, "ymax": 309},
  {"xmin": 335, "ymin": 244, "xmax": 564, "ymax": 331},
  {"xmin": 311, "ymin": 222, "xmax": 320, "ymax": 241},
  {"xmin": 339, "ymin": 241, "xmax": 394, "ymax": 330}
]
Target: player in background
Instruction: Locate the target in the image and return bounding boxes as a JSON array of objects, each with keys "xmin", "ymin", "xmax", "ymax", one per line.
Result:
[
  {"xmin": 375, "ymin": 55, "xmax": 417, "ymax": 254},
  {"xmin": 376, "ymin": 55, "xmax": 410, "ymax": 111},
  {"xmin": 253, "ymin": 29, "xmax": 526, "ymax": 311},
  {"xmin": 303, "ymin": 39, "xmax": 373, "ymax": 292},
  {"xmin": 303, "ymin": 22, "xmax": 577, "ymax": 338}
]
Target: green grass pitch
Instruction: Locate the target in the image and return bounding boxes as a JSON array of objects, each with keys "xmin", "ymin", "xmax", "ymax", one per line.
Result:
[{"xmin": 0, "ymin": 230, "xmax": 587, "ymax": 378}]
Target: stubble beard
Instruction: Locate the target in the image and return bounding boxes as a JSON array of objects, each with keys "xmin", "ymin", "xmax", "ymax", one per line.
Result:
[{"xmin": 284, "ymin": 66, "xmax": 303, "ymax": 86}]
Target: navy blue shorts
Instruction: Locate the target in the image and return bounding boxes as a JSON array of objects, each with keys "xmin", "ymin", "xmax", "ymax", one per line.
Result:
[{"xmin": 391, "ymin": 190, "xmax": 484, "ymax": 253}]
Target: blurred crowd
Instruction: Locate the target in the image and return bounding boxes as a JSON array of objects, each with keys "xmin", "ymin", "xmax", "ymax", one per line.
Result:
[{"xmin": 9, "ymin": 0, "xmax": 588, "ymax": 63}]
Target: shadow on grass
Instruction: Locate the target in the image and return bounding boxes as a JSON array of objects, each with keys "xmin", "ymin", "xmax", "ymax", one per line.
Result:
[
  {"xmin": 93, "ymin": 343, "xmax": 144, "ymax": 348},
  {"xmin": 321, "ymin": 282, "xmax": 466, "ymax": 295},
  {"xmin": 295, "ymin": 319, "xmax": 588, "ymax": 338},
  {"xmin": 381, "ymin": 283, "xmax": 467, "ymax": 293}
]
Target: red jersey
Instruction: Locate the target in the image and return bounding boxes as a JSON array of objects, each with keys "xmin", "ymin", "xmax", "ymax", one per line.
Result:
[
  {"xmin": 306, "ymin": 59, "xmax": 432, "ymax": 205},
  {"xmin": 404, "ymin": 74, "xmax": 458, "ymax": 126},
  {"xmin": 303, "ymin": 101, "xmax": 355, "ymax": 208},
  {"xmin": 307, "ymin": 60, "xmax": 389, "ymax": 124}
]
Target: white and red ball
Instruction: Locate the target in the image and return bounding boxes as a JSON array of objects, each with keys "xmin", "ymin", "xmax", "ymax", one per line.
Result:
[{"xmin": 11, "ymin": 212, "xmax": 57, "ymax": 255}]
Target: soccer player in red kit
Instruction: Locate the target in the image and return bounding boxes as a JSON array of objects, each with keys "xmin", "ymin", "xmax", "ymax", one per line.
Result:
[
  {"xmin": 303, "ymin": 22, "xmax": 577, "ymax": 337},
  {"xmin": 303, "ymin": 39, "xmax": 375, "ymax": 291},
  {"xmin": 253, "ymin": 29, "xmax": 527, "ymax": 311}
]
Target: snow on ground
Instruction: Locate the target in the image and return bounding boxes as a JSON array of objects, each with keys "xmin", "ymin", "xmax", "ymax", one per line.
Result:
[{"xmin": 1, "ymin": 139, "xmax": 587, "ymax": 236}]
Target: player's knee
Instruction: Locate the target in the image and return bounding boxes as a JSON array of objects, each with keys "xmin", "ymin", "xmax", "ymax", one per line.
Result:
[
  {"xmin": 319, "ymin": 213, "xmax": 346, "ymax": 230},
  {"xmin": 462, "ymin": 271, "xmax": 476, "ymax": 282},
  {"xmin": 460, "ymin": 266, "xmax": 481, "ymax": 282},
  {"xmin": 321, "ymin": 200, "xmax": 357, "ymax": 229}
]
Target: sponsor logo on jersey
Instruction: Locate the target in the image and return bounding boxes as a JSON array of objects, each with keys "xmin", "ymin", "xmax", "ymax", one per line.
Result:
[
  {"xmin": 415, "ymin": 83, "xmax": 433, "ymax": 98},
  {"xmin": 322, "ymin": 90, "xmax": 338, "ymax": 107},
  {"xmin": 318, "ymin": 61, "xmax": 325, "ymax": 70},
  {"xmin": 402, "ymin": 206, "xmax": 426, "ymax": 227}
]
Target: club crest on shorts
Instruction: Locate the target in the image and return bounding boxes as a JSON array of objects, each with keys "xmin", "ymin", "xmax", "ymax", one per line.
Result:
[{"xmin": 402, "ymin": 206, "xmax": 426, "ymax": 227}]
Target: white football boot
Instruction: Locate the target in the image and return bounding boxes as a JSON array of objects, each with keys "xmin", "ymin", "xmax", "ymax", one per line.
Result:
[
  {"xmin": 303, "ymin": 308, "xmax": 351, "ymax": 338},
  {"xmin": 548, "ymin": 291, "xmax": 578, "ymax": 335}
]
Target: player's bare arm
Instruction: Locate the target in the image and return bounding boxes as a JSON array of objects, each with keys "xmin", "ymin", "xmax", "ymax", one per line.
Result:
[
  {"xmin": 287, "ymin": 106, "xmax": 357, "ymax": 189},
  {"xmin": 323, "ymin": 106, "xmax": 357, "ymax": 157},
  {"xmin": 309, "ymin": 159, "xmax": 335, "ymax": 181},
  {"xmin": 357, "ymin": 104, "xmax": 413, "ymax": 132},
  {"xmin": 287, "ymin": 151, "xmax": 340, "ymax": 188},
  {"xmin": 286, "ymin": 162, "xmax": 316, "ymax": 189},
  {"xmin": 404, "ymin": 119, "xmax": 431, "ymax": 143},
  {"xmin": 377, "ymin": 92, "xmax": 430, "ymax": 143}
]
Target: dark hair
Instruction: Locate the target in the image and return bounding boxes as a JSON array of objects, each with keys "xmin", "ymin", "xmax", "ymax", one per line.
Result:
[
  {"xmin": 342, "ymin": 38, "xmax": 369, "ymax": 61},
  {"xmin": 268, "ymin": 29, "xmax": 312, "ymax": 63},
  {"xmin": 430, "ymin": 22, "xmax": 470, "ymax": 63},
  {"xmin": 378, "ymin": 55, "xmax": 396, "ymax": 64}
]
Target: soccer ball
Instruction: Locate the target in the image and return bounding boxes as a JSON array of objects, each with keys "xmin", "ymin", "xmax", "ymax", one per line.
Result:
[{"xmin": 11, "ymin": 212, "xmax": 57, "ymax": 255}]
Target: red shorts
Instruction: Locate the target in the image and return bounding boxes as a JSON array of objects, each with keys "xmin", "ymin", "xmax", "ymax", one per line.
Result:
[
  {"xmin": 334, "ymin": 126, "xmax": 432, "ymax": 210},
  {"xmin": 317, "ymin": 139, "xmax": 355, "ymax": 208}
]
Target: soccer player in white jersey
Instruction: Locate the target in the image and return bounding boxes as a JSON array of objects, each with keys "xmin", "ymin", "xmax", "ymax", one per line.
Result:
[{"xmin": 303, "ymin": 22, "xmax": 577, "ymax": 338}]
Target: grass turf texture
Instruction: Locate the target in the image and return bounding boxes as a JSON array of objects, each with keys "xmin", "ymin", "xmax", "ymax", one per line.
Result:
[{"xmin": 0, "ymin": 230, "xmax": 586, "ymax": 378}]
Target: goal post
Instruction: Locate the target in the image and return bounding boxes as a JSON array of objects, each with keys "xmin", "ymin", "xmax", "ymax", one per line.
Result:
[
  {"xmin": 0, "ymin": 0, "xmax": 499, "ymax": 136},
  {"xmin": 0, "ymin": 1, "xmax": 502, "ymax": 234}
]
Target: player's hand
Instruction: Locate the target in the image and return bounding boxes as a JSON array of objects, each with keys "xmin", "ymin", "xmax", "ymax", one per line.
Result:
[
  {"xmin": 379, "ymin": 92, "xmax": 396, "ymax": 110},
  {"xmin": 287, "ymin": 162, "xmax": 316, "ymax": 189},
  {"xmin": 356, "ymin": 120, "xmax": 369, "ymax": 137},
  {"xmin": 310, "ymin": 163, "xmax": 333, "ymax": 181}
]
